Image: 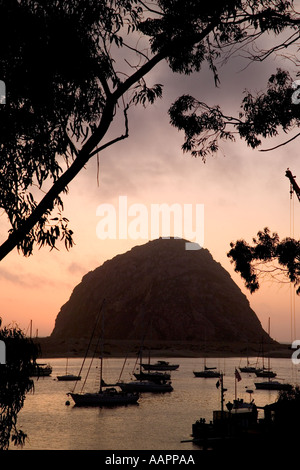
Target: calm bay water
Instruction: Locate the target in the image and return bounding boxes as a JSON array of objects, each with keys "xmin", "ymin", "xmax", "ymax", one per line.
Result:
[{"xmin": 12, "ymin": 355, "xmax": 299, "ymax": 451}]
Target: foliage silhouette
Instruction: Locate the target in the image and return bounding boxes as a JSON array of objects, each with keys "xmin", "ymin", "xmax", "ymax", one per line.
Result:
[
  {"xmin": 0, "ymin": 320, "xmax": 38, "ymax": 449},
  {"xmin": 170, "ymin": 68, "xmax": 300, "ymax": 157},
  {"xmin": 0, "ymin": 1, "xmax": 299, "ymax": 260},
  {"xmin": 227, "ymin": 228, "xmax": 300, "ymax": 294}
]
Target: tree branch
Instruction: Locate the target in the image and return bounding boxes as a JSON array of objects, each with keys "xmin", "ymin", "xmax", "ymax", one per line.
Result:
[
  {"xmin": 0, "ymin": 99, "xmax": 116, "ymax": 261},
  {"xmin": 1, "ymin": 4, "xmax": 299, "ymax": 261},
  {"xmin": 259, "ymin": 132, "xmax": 300, "ymax": 152},
  {"xmin": 138, "ymin": 0, "xmax": 163, "ymax": 16},
  {"xmin": 89, "ymin": 105, "xmax": 129, "ymax": 158}
]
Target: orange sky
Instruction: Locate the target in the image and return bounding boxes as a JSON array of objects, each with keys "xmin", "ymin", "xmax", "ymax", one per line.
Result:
[{"xmin": 1, "ymin": 34, "xmax": 300, "ymax": 343}]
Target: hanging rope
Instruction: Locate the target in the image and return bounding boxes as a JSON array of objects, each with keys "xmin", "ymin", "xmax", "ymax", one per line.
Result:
[{"xmin": 290, "ymin": 185, "xmax": 296, "ymax": 342}]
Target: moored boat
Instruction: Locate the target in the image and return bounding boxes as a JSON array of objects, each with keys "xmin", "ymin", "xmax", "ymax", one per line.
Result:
[
  {"xmin": 68, "ymin": 300, "xmax": 140, "ymax": 407},
  {"xmin": 193, "ymin": 369, "xmax": 220, "ymax": 378},
  {"xmin": 239, "ymin": 365, "xmax": 262, "ymax": 373},
  {"xmin": 57, "ymin": 374, "xmax": 81, "ymax": 381},
  {"xmin": 133, "ymin": 370, "xmax": 171, "ymax": 382},
  {"xmin": 117, "ymin": 379, "xmax": 173, "ymax": 393},
  {"xmin": 255, "ymin": 369, "xmax": 277, "ymax": 378},
  {"xmin": 254, "ymin": 380, "xmax": 292, "ymax": 391},
  {"xmin": 254, "ymin": 318, "xmax": 277, "ymax": 378},
  {"xmin": 57, "ymin": 358, "xmax": 81, "ymax": 381},
  {"xmin": 68, "ymin": 387, "xmax": 139, "ymax": 406},
  {"xmin": 141, "ymin": 360, "xmax": 179, "ymax": 371},
  {"xmin": 193, "ymin": 358, "xmax": 220, "ymax": 378},
  {"xmin": 231, "ymin": 398, "xmax": 255, "ymax": 410},
  {"xmin": 238, "ymin": 347, "xmax": 262, "ymax": 374},
  {"xmin": 29, "ymin": 362, "xmax": 52, "ymax": 377}
]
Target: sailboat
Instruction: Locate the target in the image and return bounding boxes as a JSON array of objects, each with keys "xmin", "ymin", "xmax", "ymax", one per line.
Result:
[
  {"xmin": 193, "ymin": 366, "xmax": 220, "ymax": 378},
  {"xmin": 254, "ymin": 317, "xmax": 290, "ymax": 391},
  {"xmin": 117, "ymin": 378, "xmax": 173, "ymax": 393},
  {"xmin": 193, "ymin": 353, "xmax": 220, "ymax": 377},
  {"xmin": 133, "ymin": 370, "xmax": 171, "ymax": 382},
  {"xmin": 255, "ymin": 369, "xmax": 277, "ymax": 378},
  {"xmin": 27, "ymin": 320, "xmax": 52, "ymax": 377},
  {"xmin": 57, "ymin": 358, "xmax": 81, "ymax": 381},
  {"xmin": 134, "ymin": 331, "xmax": 172, "ymax": 382},
  {"xmin": 141, "ymin": 360, "xmax": 179, "ymax": 371},
  {"xmin": 68, "ymin": 301, "xmax": 140, "ymax": 407},
  {"xmin": 254, "ymin": 380, "xmax": 292, "ymax": 391},
  {"xmin": 239, "ymin": 348, "xmax": 262, "ymax": 374},
  {"xmin": 117, "ymin": 333, "xmax": 173, "ymax": 393},
  {"xmin": 134, "ymin": 356, "xmax": 171, "ymax": 382},
  {"xmin": 29, "ymin": 362, "xmax": 52, "ymax": 377},
  {"xmin": 239, "ymin": 363, "xmax": 262, "ymax": 374},
  {"xmin": 254, "ymin": 326, "xmax": 277, "ymax": 377},
  {"xmin": 68, "ymin": 383, "xmax": 140, "ymax": 406}
]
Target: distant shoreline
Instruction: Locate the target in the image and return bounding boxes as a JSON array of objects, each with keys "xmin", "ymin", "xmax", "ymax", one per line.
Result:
[{"xmin": 35, "ymin": 337, "xmax": 294, "ymax": 359}]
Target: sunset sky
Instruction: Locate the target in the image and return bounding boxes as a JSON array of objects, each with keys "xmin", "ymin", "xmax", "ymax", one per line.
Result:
[{"xmin": 1, "ymin": 22, "xmax": 300, "ymax": 343}]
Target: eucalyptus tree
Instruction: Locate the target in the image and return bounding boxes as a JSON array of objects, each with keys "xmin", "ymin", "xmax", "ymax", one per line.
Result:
[
  {"xmin": 0, "ymin": 321, "xmax": 38, "ymax": 449},
  {"xmin": 227, "ymin": 227, "xmax": 300, "ymax": 296},
  {"xmin": 0, "ymin": 0, "xmax": 299, "ymax": 261}
]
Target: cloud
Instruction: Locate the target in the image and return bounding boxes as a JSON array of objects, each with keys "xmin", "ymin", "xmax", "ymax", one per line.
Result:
[
  {"xmin": 0, "ymin": 264, "xmax": 68, "ymax": 290},
  {"xmin": 0, "ymin": 267, "xmax": 27, "ymax": 286},
  {"xmin": 67, "ymin": 261, "xmax": 87, "ymax": 276}
]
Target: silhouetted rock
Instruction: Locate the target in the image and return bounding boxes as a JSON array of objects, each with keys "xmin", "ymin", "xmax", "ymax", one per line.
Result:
[{"xmin": 50, "ymin": 238, "xmax": 272, "ymax": 344}]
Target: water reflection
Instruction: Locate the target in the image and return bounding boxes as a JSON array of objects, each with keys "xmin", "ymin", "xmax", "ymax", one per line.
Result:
[{"xmin": 14, "ymin": 356, "xmax": 298, "ymax": 450}]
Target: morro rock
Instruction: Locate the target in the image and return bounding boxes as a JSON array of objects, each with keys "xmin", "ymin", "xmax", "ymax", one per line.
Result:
[{"xmin": 50, "ymin": 238, "xmax": 271, "ymax": 344}]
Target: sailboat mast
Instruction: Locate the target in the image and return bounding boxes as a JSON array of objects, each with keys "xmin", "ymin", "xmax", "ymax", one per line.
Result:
[
  {"xmin": 268, "ymin": 317, "xmax": 271, "ymax": 382},
  {"xmin": 262, "ymin": 336, "xmax": 265, "ymax": 370},
  {"xmin": 235, "ymin": 374, "xmax": 237, "ymax": 400},
  {"xmin": 140, "ymin": 344, "xmax": 143, "ymax": 374},
  {"xmin": 148, "ymin": 317, "xmax": 153, "ymax": 366},
  {"xmin": 100, "ymin": 356, "xmax": 103, "ymax": 392},
  {"xmin": 220, "ymin": 374, "xmax": 224, "ymax": 414},
  {"xmin": 100, "ymin": 304, "xmax": 105, "ymax": 393},
  {"xmin": 204, "ymin": 330, "xmax": 207, "ymax": 370},
  {"xmin": 98, "ymin": 299, "xmax": 106, "ymax": 393}
]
